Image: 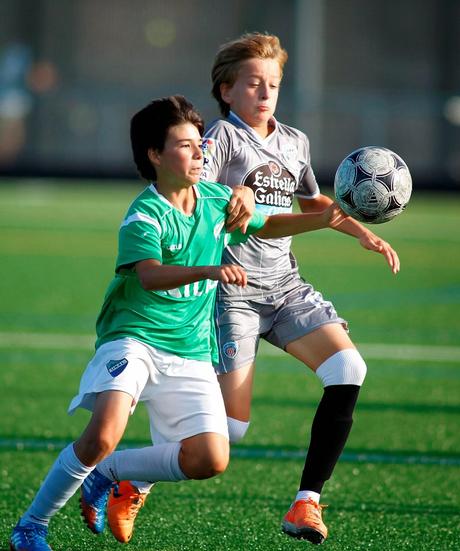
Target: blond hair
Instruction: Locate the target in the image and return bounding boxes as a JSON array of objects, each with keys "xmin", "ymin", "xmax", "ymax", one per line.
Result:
[{"xmin": 211, "ymin": 32, "xmax": 288, "ymax": 116}]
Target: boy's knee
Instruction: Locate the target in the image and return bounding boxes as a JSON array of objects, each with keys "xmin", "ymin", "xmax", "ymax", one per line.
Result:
[
  {"xmin": 316, "ymin": 349, "xmax": 367, "ymax": 387},
  {"xmin": 197, "ymin": 449, "xmax": 229, "ymax": 478},
  {"xmin": 94, "ymin": 434, "xmax": 118, "ymax": 457},
  {"xmin": 75, "ymin": 433, "xmax": 118, "ymax": 466},
  {"xmin": 200, "ymin": 457, "xmax": 228, "ymax": 478},
  {"xmin": 194, "ymin": 446, "xmax": 230, "ymax": 479},
  {"xmin": 180, "ymin": 435, "xmax": 229, "ymax": 479}
]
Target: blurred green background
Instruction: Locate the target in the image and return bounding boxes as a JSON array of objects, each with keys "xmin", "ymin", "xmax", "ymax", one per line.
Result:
[{"xmin": 1, "ymin": 0, "xmax": 460, "ymax": 189}]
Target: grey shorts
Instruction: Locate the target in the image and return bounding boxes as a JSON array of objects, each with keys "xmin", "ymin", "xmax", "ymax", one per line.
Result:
[{"xmin": 214, "ymin": 283, "xmax": 347, "ymax": 374}]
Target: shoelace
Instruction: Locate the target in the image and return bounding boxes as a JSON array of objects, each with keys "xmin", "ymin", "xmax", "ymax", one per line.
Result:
[
  {"xmin": 110, "ymin": 484, "xmax": 145, "ymax": 520},
  {"xmin": 297, "ymin": 499, "xmax": 327, "ymax": 527},
  {"xmin": 126, "ymin": 495, "xmax": 144, "ymax": 519}
]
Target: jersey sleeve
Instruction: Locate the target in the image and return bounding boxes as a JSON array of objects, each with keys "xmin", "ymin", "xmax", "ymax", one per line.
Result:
[
  {"xmin": 227, "ymin": 210, "xmax": 266, "ymax": 245},
  {"xmin": 201, "ymin": 122, "xmax": 232, "ymax": 182},
  {"xmin": 209, "ymin": 181, "xmax": 267, "ymax": 245},
  {"xmin": 296, "ymin": 165, "xmax": 320, "ymax": 199},
  {"xmin": 294, "ymin": 133, "xmax": 320, "ymax": 199},
  {"xmin": 116, "ymin": 215, "xmax": 162, "ymax": 271}
]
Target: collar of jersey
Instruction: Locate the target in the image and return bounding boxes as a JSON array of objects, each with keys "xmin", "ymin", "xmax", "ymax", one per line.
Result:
[
  {"xmin": 148, "ymin": 183, "xmax": 201, "ymax": 212},
  {"xmin": 228, "ymin": 110, "xmax": 278, "ymax": 143}
]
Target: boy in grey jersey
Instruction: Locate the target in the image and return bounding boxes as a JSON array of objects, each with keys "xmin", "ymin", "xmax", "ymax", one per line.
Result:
[
  {"xmin": 109, "ymin": 35, "xmax": 400, "ymax": 546},
  {"xmin": 203, "ymin": 33, "xmax": 400, "ymax": 545},
  {"xmin": 201, "ymin": 110, "xmax": 319, "ymax": 301}
]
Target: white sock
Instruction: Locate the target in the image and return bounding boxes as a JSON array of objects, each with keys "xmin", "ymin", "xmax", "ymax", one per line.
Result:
[
  {"xmin": 97, "ymin": 443, "xmax": 187, "ymax": 483},
  {"xmin": 295, "ymin": 490, "xmax": 321, "ymax": 504},
  {"xmin": 130, "ymin": 480, "xmax": 155, "ymax": 494},
  {"xmin": 227, "ymin": 417, "xmax": 250, "ymax": 443},
  {"xmin": 21, "ymin": 443, "xmax": 94, "ymax": 526}
]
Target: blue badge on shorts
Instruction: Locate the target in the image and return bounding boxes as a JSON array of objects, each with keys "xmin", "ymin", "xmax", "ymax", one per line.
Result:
[
  {"xmin": 106, "ymin": 358, "xmax": 128, "ymax": 378},
  {"xmin": 222, "ymin": 341, "xmax": 239, "ymax": 359}
]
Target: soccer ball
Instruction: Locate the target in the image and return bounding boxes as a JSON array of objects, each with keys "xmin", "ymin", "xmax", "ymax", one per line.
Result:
[{"xmin": 334, "ymin": 146, "xmax": 412, "ymax": 224}]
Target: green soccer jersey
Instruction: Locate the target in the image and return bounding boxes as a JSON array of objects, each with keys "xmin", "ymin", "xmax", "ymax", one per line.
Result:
[{"xmin": 95, "ymin": 181, "xmax": 266, "ymax": 363}]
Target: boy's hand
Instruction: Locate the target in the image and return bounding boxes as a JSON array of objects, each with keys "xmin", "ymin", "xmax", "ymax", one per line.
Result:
[
  {"xmin": 226, "ymin": 186, "xmax": 255, "ymax": 234},
  {"xmin": 324, "ymin": 202, "xmax": 400, "ymax": 274},
  {"xmin": 358, "ymin": 230, "xmax": 400, "ymax": 274},
  {"xmin": 208, "ymin": 264, "xmax": 247, "ymax": 287}
]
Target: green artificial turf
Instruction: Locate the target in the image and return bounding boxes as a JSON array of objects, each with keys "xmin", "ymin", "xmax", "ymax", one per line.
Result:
[{"xmin": 1, "ymin": 181, "xmax": 459, "ymax": 549}]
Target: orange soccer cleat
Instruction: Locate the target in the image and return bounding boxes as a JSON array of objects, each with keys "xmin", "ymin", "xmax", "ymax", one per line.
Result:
[
  {"xmin": 107, "ymin": 481, "xmax": 149, "ymax": 543},
  {"xmin": 281, "ymin": 498, "xmax": 328, "ymax": 544}
]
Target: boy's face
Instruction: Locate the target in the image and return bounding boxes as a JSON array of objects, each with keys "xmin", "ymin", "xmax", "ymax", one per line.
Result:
[
  {"xmin": 151, "ymin": 123, "xmax": 204, "ymax": 186},
  {"xmin": 221, "ymin": 58, "xmax": 281, "ymax": 131}
]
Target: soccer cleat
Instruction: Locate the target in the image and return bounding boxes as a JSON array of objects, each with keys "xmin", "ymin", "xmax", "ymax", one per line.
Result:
[
  {"xmin": 107, "ymin": 481, "xmax": 149, "ymax": 543},
  {"xmin": 10, "ymin": 520, "xmax": 52, "ymax": 551},
  {"xmin": 281, "ymin": 498, "xmax": 328, "ymax": 545},
  {"xmin": 80, "ymin": 468, "xmax": 114, "ymax": 534}
]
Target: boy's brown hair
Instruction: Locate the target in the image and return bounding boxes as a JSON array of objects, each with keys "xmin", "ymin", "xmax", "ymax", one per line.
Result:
[
  {"xmin": 131, "ymin": 95, "xmax": 204, "ymax": 181},
  {"xmin": 211, "ymin": 33, "xmax": 288, "ymax": 116}
]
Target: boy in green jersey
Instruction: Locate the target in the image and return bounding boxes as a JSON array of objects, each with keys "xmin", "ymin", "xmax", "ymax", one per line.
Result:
[{"xmin": 11, "ymin": 95, "xmax": 345, "ymax": 550}]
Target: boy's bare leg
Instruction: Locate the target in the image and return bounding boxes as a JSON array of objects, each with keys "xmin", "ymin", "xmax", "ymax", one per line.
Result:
[{"xmin": 14, "ymin": 390, "xmax": 132, "ymax": 536}]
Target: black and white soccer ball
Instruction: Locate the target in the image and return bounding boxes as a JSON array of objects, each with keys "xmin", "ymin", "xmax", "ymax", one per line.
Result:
[{"xmin": 334, "ymin": 146, "xmax": 412, "ymax": 224}]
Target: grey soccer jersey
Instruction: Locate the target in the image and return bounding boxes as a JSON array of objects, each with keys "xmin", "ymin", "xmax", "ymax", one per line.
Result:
[{"xmin": 202, "ymin": 111, "xmax": 320, "ymax": 300}]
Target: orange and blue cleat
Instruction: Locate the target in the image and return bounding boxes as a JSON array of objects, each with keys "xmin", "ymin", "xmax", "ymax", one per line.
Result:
[{"xmin": 80, "ymin": 469, "xmax": 114, "ymax": 534}]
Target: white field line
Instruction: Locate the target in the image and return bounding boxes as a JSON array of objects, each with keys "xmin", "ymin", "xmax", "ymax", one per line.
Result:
[
  {"xmin": 0, "ymin": 332, "xmax": 94, "ymax": 350},
  {"xmin": 1, "ymin": 436, "xmax": 459, "ymax": 466},
  {"xmin": 260, "ymin": 341, "xmax": 460, "ymax": 363},
  {"xmin": 0, "ymin": 332, "xmax": 459, "ymax": 363}
]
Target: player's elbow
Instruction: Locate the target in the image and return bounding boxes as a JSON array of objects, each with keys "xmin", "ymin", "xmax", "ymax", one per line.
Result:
[
  {"xmin": 135, "ymin": 259, "xmax": 162, "ymax": 290},
  {"xmin": 137, "ymin": 270, "xmax": 162, "ymax": 291},
  {"xmin": 138, "ymin": 274, "xmax": 153, "ymax": 291}
]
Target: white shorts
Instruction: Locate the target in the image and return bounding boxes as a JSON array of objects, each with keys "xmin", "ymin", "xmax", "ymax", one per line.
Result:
[{"xmin": 68, "ymin": 338, "xmax": 229, "ymax": 443}]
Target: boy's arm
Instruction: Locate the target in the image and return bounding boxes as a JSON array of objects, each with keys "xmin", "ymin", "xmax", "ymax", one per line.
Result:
[
  {"xmin": 298, "ymin": 194, "xmax": 373, "ymax": 237},
  {"xmin": 255, "ymin": 203, "xmax": 346, "ymax": 239},
  {"xmin": 135, "ymin": 259, "xmax": 248, "ymax": 290},
  {"xmin": 298, "ymin": 195, "xmax": 400, "ymax": 274}
]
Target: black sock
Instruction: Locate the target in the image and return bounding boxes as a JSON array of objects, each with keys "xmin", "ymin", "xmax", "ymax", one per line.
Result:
[{"xmin": 299, "ymin": 384, "xmax": 360, "ymax": 493}]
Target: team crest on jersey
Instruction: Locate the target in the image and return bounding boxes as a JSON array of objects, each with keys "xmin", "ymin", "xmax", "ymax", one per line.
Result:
[
  {"xmin": 242, "ymin": 161, "xmax": 296, "ymax": 211},
  {"xmin": 106, "ymin": 358, "xmax": 128, "ymax": 378},
  {"xmin": 268, "ymin": 161, "xmax": 282, "ymax": 177},
  {"xmin": 222, "ymin": 341, "xmax": 239, "ymax": 359},
  {"xmin": 201, "ymin": 138, "xmax": 217, "ymax": 168},
  {"xmin": 281, "ymin": 141, "xmax": 298, "ymax": 164}
]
